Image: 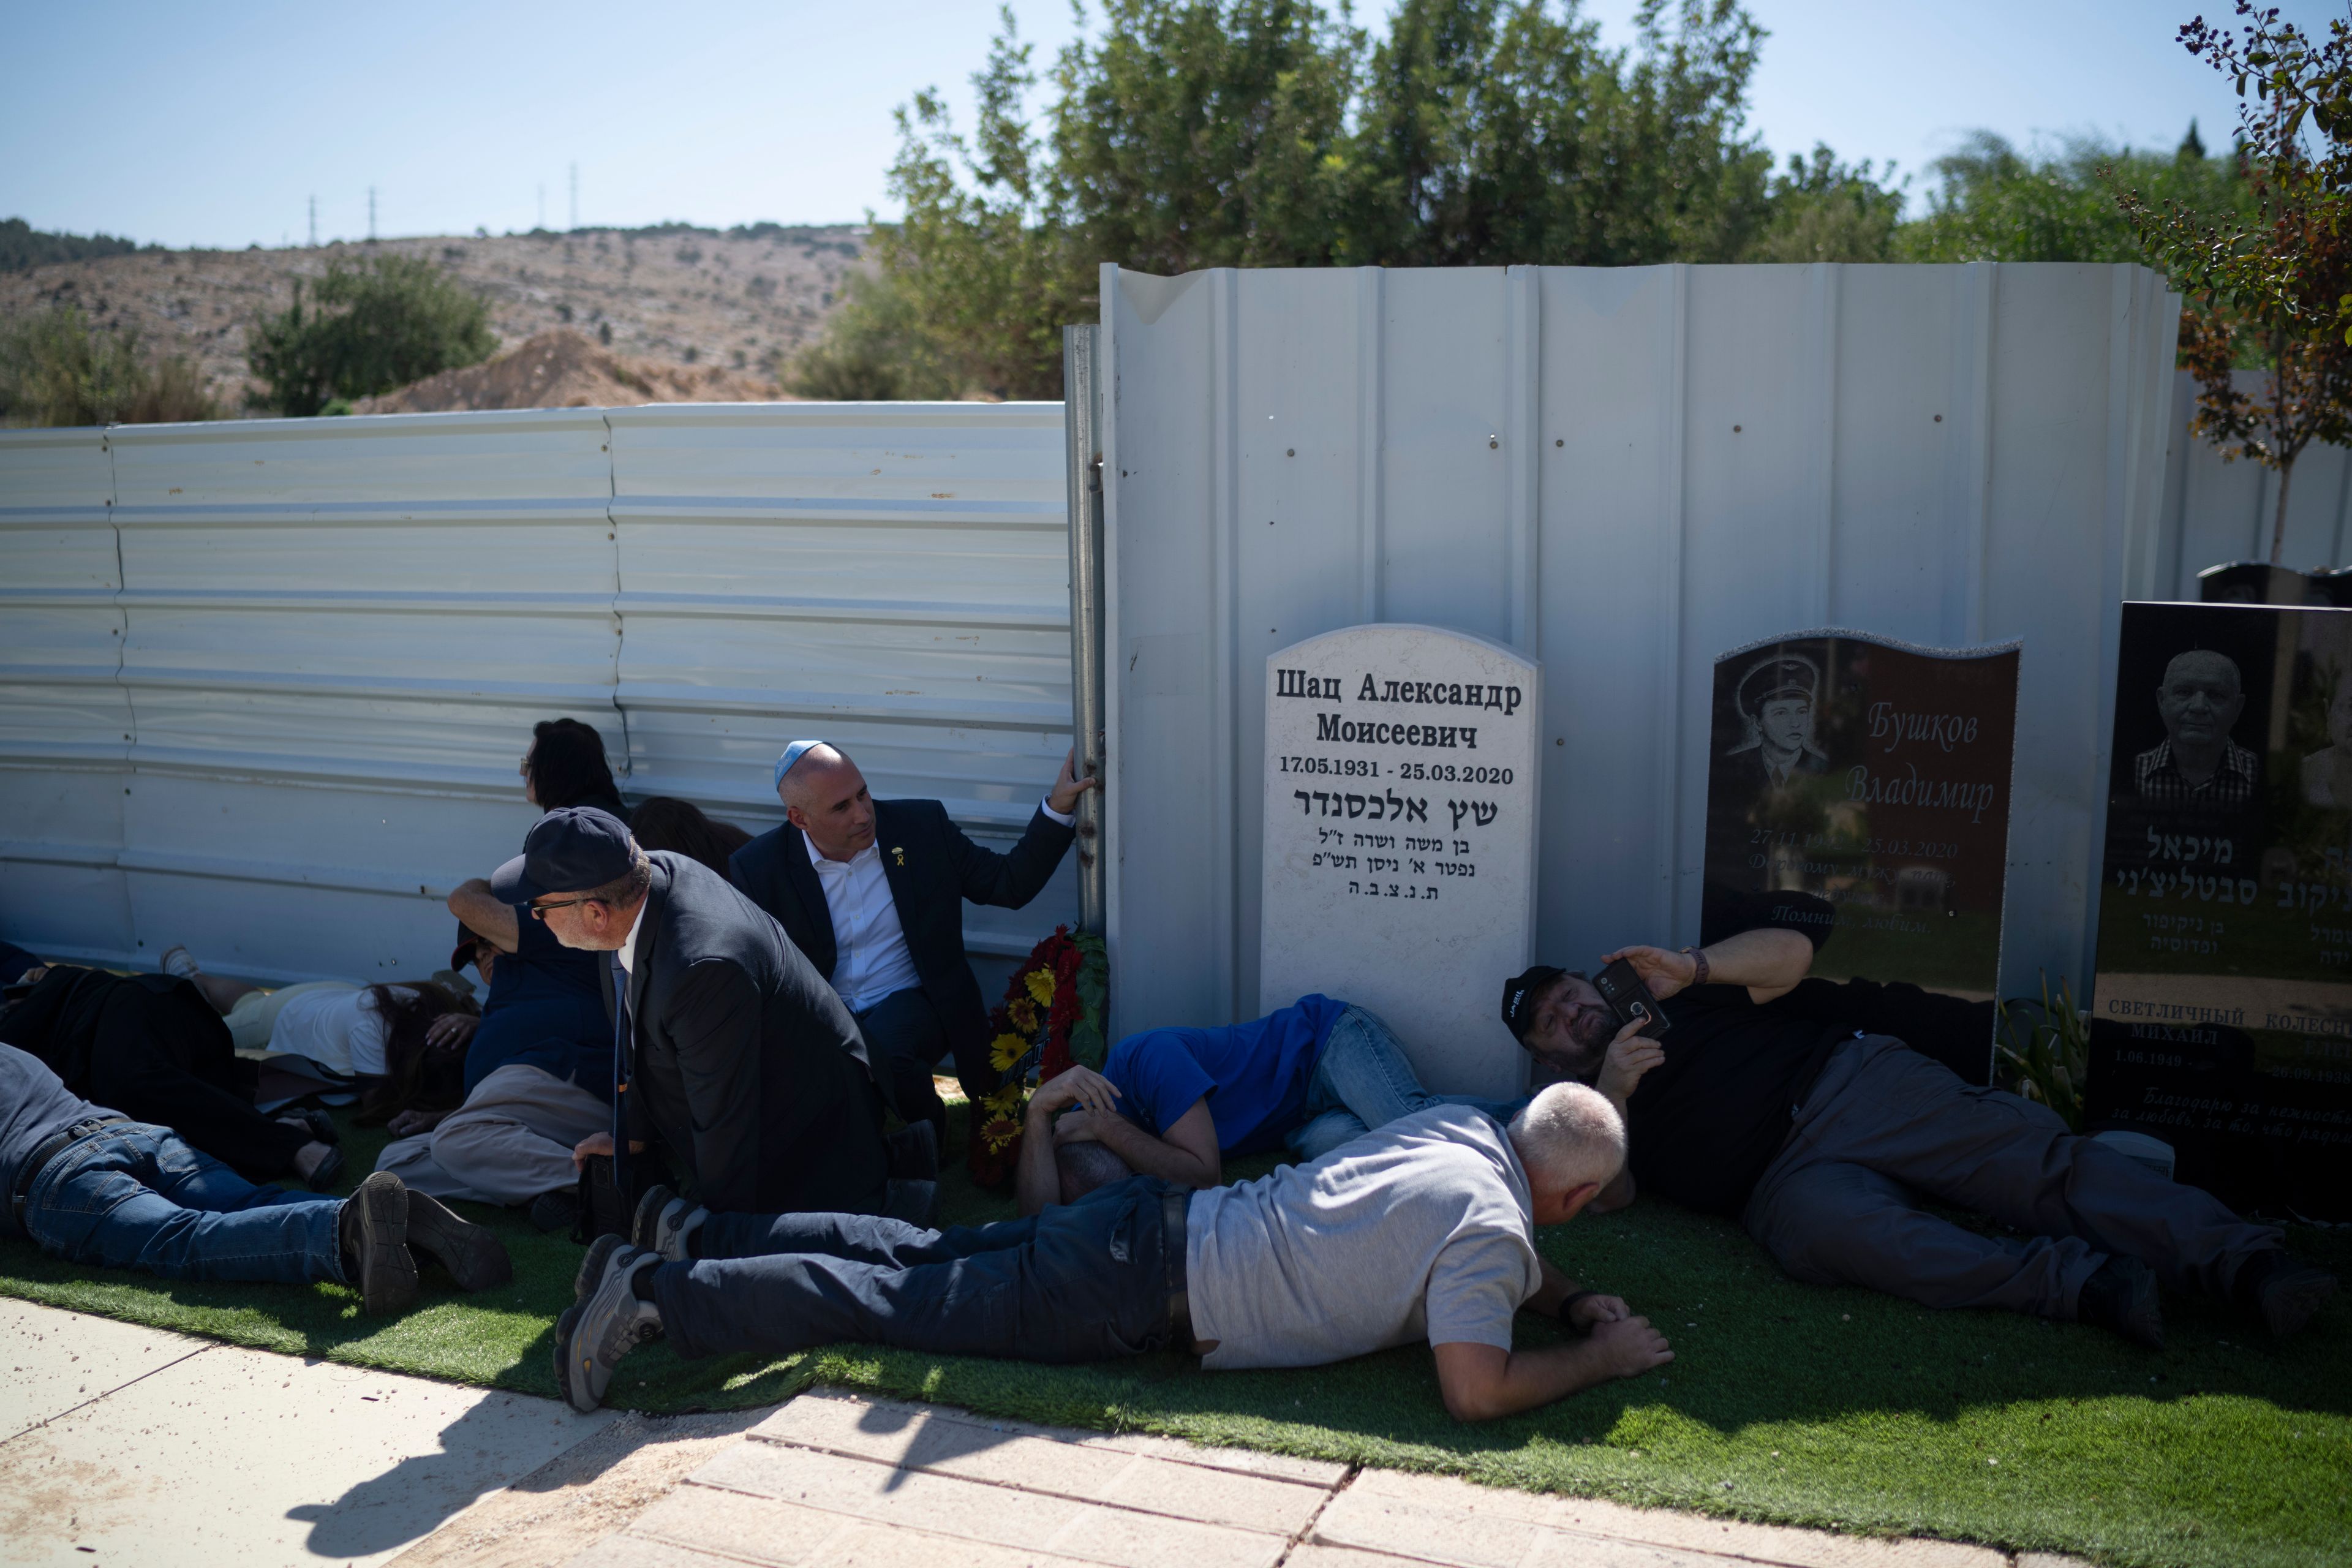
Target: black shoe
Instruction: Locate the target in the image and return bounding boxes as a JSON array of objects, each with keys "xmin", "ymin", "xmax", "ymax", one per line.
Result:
[
  {"xmin": 883, "ymin": 1178, "xmax": 940, "ymax": 1230},
  {"xmin": 404, "ymin": 1188, "xmax": 512, "ymax": 1291},
  {"xmin": 2234, "ymin": 1250, "xmax": 2339, "ymax": 1339},
  {"xmin": 278, "ymin": 1107, "xmax": 341, "ymax": 1147},
  {"xmin": 303, "ymin": 1145, "xmax": 348, "ymax": 1193},
  {"xmin": 527, "ymin": 1188, "xmax": 579, "ymax": 1234},
  {"xmin": 553, "ymin": 1235, "xmax": 662, "ymax": 1414},
  {"xmin": 338, "ymin": 1172, "xmax": 418, "ymax": 1316},
  {"xmin": 2077, "ymin": 1255, "xmax": 2163, "ymax": 1349},
  {"xmin": 887, "ymin": 1120, "xmax": 940, "ymax": 1183},
  {"xmin": 625, "ymin": 1184, "xmax": 708, "ymax": 1267}
]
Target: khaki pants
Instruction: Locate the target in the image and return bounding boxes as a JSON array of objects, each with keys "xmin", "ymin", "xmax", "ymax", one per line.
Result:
[{"xmin": 375, "ymin": 1063, "xmax": 608, "ymax": 1206}]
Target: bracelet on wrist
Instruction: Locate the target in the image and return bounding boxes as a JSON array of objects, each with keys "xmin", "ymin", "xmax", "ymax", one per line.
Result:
[
  {"xmin": 1680, "ymin": 946, "xmax": 1709, "ymax": 987},
  {"xmin": 1558, "ymin": 1289, "xmax": 1600, "ymax": 1327}
]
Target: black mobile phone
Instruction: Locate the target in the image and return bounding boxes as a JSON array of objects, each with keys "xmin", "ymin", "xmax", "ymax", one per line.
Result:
[{"xmin": 1593, "ymin": 958, "xmax": 1672, "ymax": 1039}]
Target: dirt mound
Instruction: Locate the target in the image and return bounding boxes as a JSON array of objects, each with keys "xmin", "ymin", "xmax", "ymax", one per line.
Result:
[{"xmin": 358, "ymin": 328, "xmax": 795, "ymax": 412}]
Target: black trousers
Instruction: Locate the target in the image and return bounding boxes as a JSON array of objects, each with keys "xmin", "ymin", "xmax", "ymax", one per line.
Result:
[
  {"xmin": 854, "ymin": 986, "xmax": 953, "ymax": 1142},
  {"xmin": 656, "ymin": 1175, "xmax": 1180, "ymax": 1363}
]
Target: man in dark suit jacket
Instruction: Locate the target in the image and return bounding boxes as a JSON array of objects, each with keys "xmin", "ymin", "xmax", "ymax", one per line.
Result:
[
  {"xmin": 729, "ymin": 741, "xmax": 1094, "ymax": 1144},
  {"xmin": 492, "ymin": 806, "xmax": 900, "ymax": 1219}
]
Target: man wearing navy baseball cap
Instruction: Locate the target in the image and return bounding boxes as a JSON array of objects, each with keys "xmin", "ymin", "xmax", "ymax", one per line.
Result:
[{"xmin": 494, "ymin": 807, "xmax": 903, "ymax": 1223}]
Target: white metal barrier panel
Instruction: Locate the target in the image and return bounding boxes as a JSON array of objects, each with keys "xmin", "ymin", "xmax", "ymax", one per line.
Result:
[
  {"xmin": 1099, "ymin": 262, "xmax": 2182, "ymax": 1035},
  {"xmin": 0, "ymin": 402, "xmax": 1075, "ymax": 984}
]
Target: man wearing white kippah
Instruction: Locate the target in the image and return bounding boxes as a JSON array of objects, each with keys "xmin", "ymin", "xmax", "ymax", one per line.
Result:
[{"xmin": 730, "ymin": 741, "xmax": 1094, "ymax": 1147}]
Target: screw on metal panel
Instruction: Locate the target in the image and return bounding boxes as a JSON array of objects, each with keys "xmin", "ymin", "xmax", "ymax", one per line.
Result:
[
  {"xmin": 1934, "ymin": 414, "xmax": 1943, "ymax": 422},
  {"xmin": 1733, "ymin": 424, "xmax": 1742, "ymax": 432},
  {"xmin": 1555, "ymin": 439, "xmax": 1563, "ymax": 447},
  {"xmin": 1286, "ymin": 448, "xmax": 1294, "ymax": 456},
  {"xmin": 1488, "ymin": 437, "xmax": 1498, "ymax": 448}
]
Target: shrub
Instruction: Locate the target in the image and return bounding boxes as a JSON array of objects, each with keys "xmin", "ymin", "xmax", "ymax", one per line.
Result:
[
  {"xmin": 247, "ymin": 254, "xmax": 496, "ymax": 417},
  {"xmin": 0, "ymin": 304, "xmax": 217, "ymax": 426},
  {"xmin": 786, "ymin": 266, "xmax": 960, "ymax": 401}
]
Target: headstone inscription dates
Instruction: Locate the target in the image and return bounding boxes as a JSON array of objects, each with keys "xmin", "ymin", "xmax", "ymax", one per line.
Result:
[
  {"xmin": 1700, "ymin": 631, "xmax": 2022, "ymax": 1006},
  {"xmin": 1259, "ymin": 625, "xmax": 1540, "ymax": 1098},
  {"xmin": 2088, "ymin": 600, "xmax": 2352, "ymax": 1218}
]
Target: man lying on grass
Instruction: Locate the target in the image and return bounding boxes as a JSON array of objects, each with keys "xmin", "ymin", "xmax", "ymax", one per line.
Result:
[
  {"xmin": 1, "ymin": 1043, "xmax": 509, "ymax": 1313},
  {"xmin": 1503, "ymin": 891, "xmax": 2338, "ymax": 1349},
  {"xmin": 1012, "ymin": 992, "xmax": 1523, "ymax": 1215},
  {"xmin": 553, "ymin": 1084, "xmax": 1673, "ymax": 1419}
]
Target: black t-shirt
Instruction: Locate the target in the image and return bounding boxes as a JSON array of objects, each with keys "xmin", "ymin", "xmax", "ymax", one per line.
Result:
[{"xmin": 1621, "ymin": 889, "xmax": 1841, "ymax": 1216}]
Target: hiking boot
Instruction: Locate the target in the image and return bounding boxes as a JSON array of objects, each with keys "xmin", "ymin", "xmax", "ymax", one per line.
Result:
[
  {"xmin": 404, "ymin": 1188, "xmax": 512, "ymax": 1291},
  {"xmin": 2234, "ymin": 1250, "xmax": 2339, "ymax": 1339},
  {"xmin": 887, "ymin": 1120, "xmax": 940, "ymax": 1183},
  {"xmin": 553, "ymin": 1235, "xmax": 662, "ymax": 1414},
  {"xmin": 339, "ymin": 1172, "xmax": 417, "ymax": 1316},
  {"xmin": 883, "ymin": 1178, "xmax": 940, "ymax": 1231},
  {"xmin": 2076, "ymin": 1254, "xmax": 2163, "ymax": 1349},
  {"xmin": 628, "ymin": 1184, "xmax": 709, "ymax": 1266}
]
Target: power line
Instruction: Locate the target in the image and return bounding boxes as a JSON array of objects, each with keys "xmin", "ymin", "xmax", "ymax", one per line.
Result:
[
  {"xmin": 368, "ymin": 186, "xmax": 377, "ymax": 241},
  {"xmin": 569, "ymin": 162, "xmax": 578, "ymax": 231},
  {"xmin": 307, "ymin": 195, "xmax": 317, "ymax": 247},
  {"xmin": 537, "ymin": 183, "xmax": 546, "ymax": 230}
]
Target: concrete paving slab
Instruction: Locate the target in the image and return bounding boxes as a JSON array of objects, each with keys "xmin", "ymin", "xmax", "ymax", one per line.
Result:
[
  {"xmin": 751, "ymin": 1389, "xmax": 1330, "ymax": 1534},
  {"xmin": 691, "ymin": 1437, "xmax": 1289, "ymax": 1568},
  {"xmin": 387, "ymin": 1409, "xmax": 766, "ymax": 1568},
  {"xmin": 0, "ymin": 1331, "xmax": 616, "ymax": 1567},
  {"xmin": 606, "ymin": 1483, "xmax": 1134, "ymax": 1568},
  {"xmin": 763, "ymin": 1387, "xmax": 1349, "ymax": 1488},
  {"xmin": 0, "ymin": 1298, "xmax": 209, "ymax": 1443}
]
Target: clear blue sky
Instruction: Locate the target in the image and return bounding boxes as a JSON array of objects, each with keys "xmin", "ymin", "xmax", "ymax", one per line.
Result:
[{"xmin": 2, "ymin": 0, "xmax": 2338, "ymax": 249}]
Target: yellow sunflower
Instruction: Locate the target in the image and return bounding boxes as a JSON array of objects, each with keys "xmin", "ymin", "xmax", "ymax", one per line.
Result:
[
  {"xmin": 979, "ymin": 1115, "xmax": 1022, "ymax": 1152},
  {"xmin": 988, "ymin": 1032, "xmax": 1028, "ymax": 1071},
  {"xmin": 1007, "ymin": 996, "xmax": 1039, "ymax": 1034},
  {"xmin": 1024, "ymin": 968, "xmax": 1055, "ymax": 1006}
]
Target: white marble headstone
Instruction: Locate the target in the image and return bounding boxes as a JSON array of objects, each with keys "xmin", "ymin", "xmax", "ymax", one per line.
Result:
[{"xmin": 1258, "ymin": 624, "xmax": 1542, "ymax": 1098}]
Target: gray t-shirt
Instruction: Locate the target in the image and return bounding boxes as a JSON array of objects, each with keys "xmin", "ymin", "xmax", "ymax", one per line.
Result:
[{"xmin": 1184, "ymin": 1105, "xmax": 1544, "ymax": 1371}]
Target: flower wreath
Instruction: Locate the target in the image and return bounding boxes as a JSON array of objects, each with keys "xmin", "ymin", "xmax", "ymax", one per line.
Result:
[{"xmin": 967, "ymin": 925, "xmax": 1109, "ymax": 1186}]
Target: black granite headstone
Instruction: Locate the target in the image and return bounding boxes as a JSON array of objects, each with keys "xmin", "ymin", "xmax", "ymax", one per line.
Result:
[
  {"xmin": 2089, "ymin": 600, "xmax": 2352, "ymax": 1218},
  {"xmin": 1701, "ymin": 631, "xmax": 2022, "ymax": 1007}
]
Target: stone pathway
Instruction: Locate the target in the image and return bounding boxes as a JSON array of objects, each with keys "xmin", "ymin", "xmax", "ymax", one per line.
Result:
[{"xmin": 1, "ymin": 1300, "xmax": 2089, "ymax": 1568}]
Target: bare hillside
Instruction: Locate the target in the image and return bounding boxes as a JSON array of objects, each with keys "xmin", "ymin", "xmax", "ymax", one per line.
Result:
[{"xmin": 0, "ymin": 224, "xmax": 864, "ymax": 410}]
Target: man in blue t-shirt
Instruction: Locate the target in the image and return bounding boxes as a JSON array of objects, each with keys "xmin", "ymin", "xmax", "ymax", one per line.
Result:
[
  {"xmin": 1013, "ymin": 995, "xmax": 1523, "ymax": 1214},
  {"xmin": 374, "ymin": 879, "xmax": 614, "ymax": 1226}
]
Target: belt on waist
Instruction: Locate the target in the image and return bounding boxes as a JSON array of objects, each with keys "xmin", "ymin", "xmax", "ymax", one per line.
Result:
[
  {"xmin": 10, "ymin": 1117, "xmax": 127, "ymax": 1224},
  {"xmin": 1161, "ymin": 1187, "xmax": 1193, "ymax": 1348}
]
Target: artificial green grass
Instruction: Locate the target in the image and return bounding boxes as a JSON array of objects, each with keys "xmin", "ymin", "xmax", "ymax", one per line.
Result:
[{"xmin": 2, "ymin": 1111, "xmax": 2346, "ymax": 1568}]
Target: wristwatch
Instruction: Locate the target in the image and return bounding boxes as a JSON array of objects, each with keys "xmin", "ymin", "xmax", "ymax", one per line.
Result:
[
  {"xmin": 1680, "ymin": 946, "xmax": 1709, "ymax": 987},
  {"xmin": 1558, "ymin": 1289, "xmax": 1600, "ymax": 1329}
]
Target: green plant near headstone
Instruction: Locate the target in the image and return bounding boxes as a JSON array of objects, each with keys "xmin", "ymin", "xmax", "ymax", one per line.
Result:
[{"xmin": 1996, "ymin": 973, "xmax": 2090, "ymax": 1130}]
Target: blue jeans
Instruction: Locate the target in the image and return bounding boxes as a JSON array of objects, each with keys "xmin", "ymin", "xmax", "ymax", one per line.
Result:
[
  {"xmin": 656, "ymin": 1174, "xmax": 1180, "ymax": 1364},
  {"xmin": 1286, "ymin": 1005, "xmax": 1528, "ymax": 1162},
  {"xmin": 21, "ymin": 1121, "xmax": 347, "ymax": 1285}
]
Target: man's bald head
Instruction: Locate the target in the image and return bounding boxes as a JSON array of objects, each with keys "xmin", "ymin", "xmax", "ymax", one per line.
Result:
[
  {"xmin": 2155, "ymin": 648, "xmax": 2246, "ymax": 780},
  {"xmin": 782, "ymin": 744, "xmax": 878, "ymax": 861}
]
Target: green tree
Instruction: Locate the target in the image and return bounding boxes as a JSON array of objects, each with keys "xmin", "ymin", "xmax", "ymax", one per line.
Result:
[
  {"xmin": 1748, "ymin": 146, "xmax": 1904, "ymax": 263},
  {"xmin": 1898, "ymin": 128, "xmax": 2247, "ymax": 264},
  {"xmin": 818, "ymin": 0, "xmax": 1817, "ymax": 399},
  {"xmin": 1349, "ymin": 0, "xmax": 1774, "ymax": 268},
  {"xmin": 248, "ymin": 254, "xmax": 496, "ymax": 417},
  {"xmin": 0, "ymin": 304, "xmax": 216, "ymax": 426},
  {"xmin": 2122, "ymin": 2, "xmax": 2352, "ymax": 564}
]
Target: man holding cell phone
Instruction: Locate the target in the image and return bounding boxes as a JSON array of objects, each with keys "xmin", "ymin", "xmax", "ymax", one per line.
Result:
[{"xmin": 1499, "ymin": 888, "xmax": 2334, "ymax": 1351}]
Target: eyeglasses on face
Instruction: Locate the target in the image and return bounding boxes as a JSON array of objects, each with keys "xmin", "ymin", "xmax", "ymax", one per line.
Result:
[{"xmin": 529, "ymin": 896, "xmax": 597, "ymax": 921}]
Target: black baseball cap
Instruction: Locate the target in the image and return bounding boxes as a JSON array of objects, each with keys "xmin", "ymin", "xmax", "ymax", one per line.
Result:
[
  {"xmin": 1500, "ymin": 965, "xmax": 1568, "ymax": 1042},
  {"xmin": 489, "ymin": 805, "xmax": 635, "ymax": 902}
]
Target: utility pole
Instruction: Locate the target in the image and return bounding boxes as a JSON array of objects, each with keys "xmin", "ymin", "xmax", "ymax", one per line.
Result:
[
  {"xmin": 569, "ymin": 163, "xmax": 578, "ymax": 231},
  {"xmin": 307, "ymin": 195, "xmax": 317, "ymax": 247},
  {"xmin": 368, "ymin": 186, "xmax": 377, "ymax": 241},
  {"xmin": 537, "ymin": 183, "xmax": 546, "ymax": 230}
]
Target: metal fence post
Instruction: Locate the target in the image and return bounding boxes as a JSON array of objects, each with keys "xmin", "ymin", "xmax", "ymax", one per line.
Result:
[{"xmin": 1063, "ymin": 325, "xmax": 1107, "ymax": 933}]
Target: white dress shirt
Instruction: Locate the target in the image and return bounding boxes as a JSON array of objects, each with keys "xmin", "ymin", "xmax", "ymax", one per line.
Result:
[{"xmin": 805, "ymin": 796, "xmax": 1072, "ymax": 1013}]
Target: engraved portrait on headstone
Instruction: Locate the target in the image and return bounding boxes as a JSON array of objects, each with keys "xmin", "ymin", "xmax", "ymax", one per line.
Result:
[
  {"xmin": 2089, "ymin": 600, "xmax": 2352, "ymax": 1218},
  {"xmin": 1258, "ymin": 624, "xmax": 1540, "ymax": 1098},
  {"xmin": 1700, "ymin": 630, "xmax": 2022, "ymax": 1002}
]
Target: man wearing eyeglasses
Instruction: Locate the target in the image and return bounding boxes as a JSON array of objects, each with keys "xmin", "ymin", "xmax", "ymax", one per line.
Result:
[{"xmin": 494, "ymin": 806, "xmax": 907, "ymax": 1223}]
